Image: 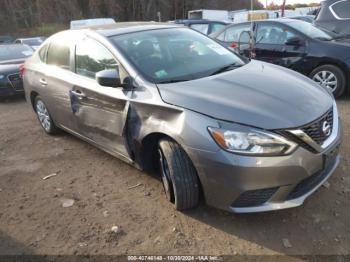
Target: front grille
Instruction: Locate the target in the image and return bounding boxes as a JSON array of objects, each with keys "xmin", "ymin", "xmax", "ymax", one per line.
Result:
[
  {"xmin": 286, "ymin": 154, "xmax": 337, "ymax": 200},
  {"xmin": 278, "ymin": 108, "xmax": 334, "ymax": 153},
  {"xmin": 301, "ymin": 109, "xmax": 333, "ymax": 145},
  {"xmin": 232, "ymin": 187, "xmax": 279, "ymax": 208},
  {"xmin": 7, "ymin": 73, "xmax": 23, "ymax": 91}
]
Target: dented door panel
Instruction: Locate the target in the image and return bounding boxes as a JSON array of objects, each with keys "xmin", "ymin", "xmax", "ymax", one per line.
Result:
[{"xmin": 70, "ymin": 76, "xmax": 131, "ymax": 159}]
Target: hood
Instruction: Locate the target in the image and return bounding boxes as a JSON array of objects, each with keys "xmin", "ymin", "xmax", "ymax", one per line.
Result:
[{"xmin": 157, "ymin": 61, "xmax": 333, "ymax": 130}]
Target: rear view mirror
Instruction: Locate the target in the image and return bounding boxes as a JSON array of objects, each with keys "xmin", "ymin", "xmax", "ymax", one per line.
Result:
[
  {"xmin": 285, "ymin": 36, "xmax": 303, "ymax": 46},
  {"xmin": 96, "ymin": 69, "xmax": 121, "ymax": 88}
]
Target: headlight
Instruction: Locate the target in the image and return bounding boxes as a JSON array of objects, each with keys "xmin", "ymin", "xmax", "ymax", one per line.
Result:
[
  {"xmin": 0, "ymin": 74, "xmax": 5, "ymax": 80},
  {"xmin": 208, "ymin": 126, "xmax": 297, "ymax": 156}
]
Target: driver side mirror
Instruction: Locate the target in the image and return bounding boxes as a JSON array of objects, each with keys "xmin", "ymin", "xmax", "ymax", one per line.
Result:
[
  {"xmin": 96, "ymin": 69, "xmax": 121, "ymax": 88},
  {"xmin": 285, "ymin": 36, "xmax": 304, "ymax": 46}
]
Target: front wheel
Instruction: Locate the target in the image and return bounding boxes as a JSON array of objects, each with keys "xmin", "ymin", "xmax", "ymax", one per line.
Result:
[
  {"xmin": 34, "ymin": 96, "xmax": 58, "ymax": 135},
  {"xmin": 158, "ymin": 138, "xmax": 199, "ymax": 211},
  {"xmin": 310, "ymin": 65, "xmax": 346, "ymax": 98}
]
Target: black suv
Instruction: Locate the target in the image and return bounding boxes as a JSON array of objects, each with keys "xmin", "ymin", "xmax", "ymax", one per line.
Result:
[
  {"xmin": 212, "ymin": 19, "xmax": 350, "ymax": 97},
  {"xmin": 315, "ymin": 0, "xmax": 350, "ymax": 37}
]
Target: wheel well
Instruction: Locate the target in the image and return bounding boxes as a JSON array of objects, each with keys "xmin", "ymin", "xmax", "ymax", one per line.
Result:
[
  {"xmin": 140, "ymin": 133, "xmax": 168, "ymax": 173},
  {"xmin": 140, "ymin": 133, "xmax": 204, "ymax": 200},
  {"xmin": 30, "ymin": 91, "xmax": 39, "ymax": 111}
]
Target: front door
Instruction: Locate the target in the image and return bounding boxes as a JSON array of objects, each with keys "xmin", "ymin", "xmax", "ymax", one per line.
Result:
[
  {"xmin": 70, "ymin": 37, "xmax": 131, "ymax": 158},
  {"xmin": 254, "ymin": 22, "xmax": 307, "ymax": 72}
]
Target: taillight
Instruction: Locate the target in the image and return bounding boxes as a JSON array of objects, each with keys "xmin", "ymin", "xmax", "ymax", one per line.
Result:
[
  {"xmin": 19, "ymin": 64, "xmax": 25, "ymax": 79},
  {"xmin": 230, "ymin": 42, "xmax": 238, "ymax": 49}
]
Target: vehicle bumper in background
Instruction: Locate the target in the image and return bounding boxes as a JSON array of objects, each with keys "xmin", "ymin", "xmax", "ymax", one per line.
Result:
[
  {"xmin": 0, "ymin": 86, "xmax": 24, "ymax": 97},
  {"xmin": 0, "ymin": 75, "xmax": 24, "ymax": 97},
  {"xmin": 185, "ymin": 124, "xmax": 342, "ymax": 213}
]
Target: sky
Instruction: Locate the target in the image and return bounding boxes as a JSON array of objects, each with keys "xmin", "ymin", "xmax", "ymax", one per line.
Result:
[{"xmin": 260, "ymin": 0, "xmax": 322, "ymax": 7}]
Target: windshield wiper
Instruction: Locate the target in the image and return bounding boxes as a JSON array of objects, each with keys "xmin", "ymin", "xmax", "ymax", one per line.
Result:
[
  {"xmin": 158, "ymin": 79, "xmax": 190, "ymax": 84},
  {"xmin": 210, "ymin": 63, "xmax": 241, "ymax": 76}
]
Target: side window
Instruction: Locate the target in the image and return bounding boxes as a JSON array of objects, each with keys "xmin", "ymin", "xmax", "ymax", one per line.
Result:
[
  {"xmin": 257, "ymin": 24, "xmax": 297, "ymax": 45},
  {"xmin": 75, "ymin": 38, "xmax": 127, "ymax": 83},
  {"xmin": 38, "ymin": 44, "xmax": 48, "ymax": 63},
  {"xmin": 47, "ymin": 42, "xmax": 70, "ymax": 70},
  {"xmin": 224, "ymin": 25, "xmax": 251, "ymax": 43},
  {"xmin": 190, "ymin": 23, "xmax": 209, "ymax": 34},
  {"xmin": 15, "ymin": 40, "xmax": 21, "ymax": 44},
  {"xmin": 331, "ymin": 1, "xmax": 350, "ymax": 19},
  {"xmin": 211, "ymin": 23, "xmax": 226, "ymax": 34}
]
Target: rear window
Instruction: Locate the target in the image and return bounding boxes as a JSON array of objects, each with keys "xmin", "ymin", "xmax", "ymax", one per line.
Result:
[
  {"xmin": 47, "ymin": 42, "xmax": 70, "ymax": 70},
  {"xmin": 331, "ymin": 0, "xmax": 350, "ymax": 19},
  {"xmin": 0, "ymin": 45, "xmax": 33, "ymax": 61}
]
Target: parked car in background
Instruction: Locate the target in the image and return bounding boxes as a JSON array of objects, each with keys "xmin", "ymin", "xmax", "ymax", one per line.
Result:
[
  {"xmin": 23, "ymin": 23, "xmax": 341, "ymax": 213},
  {"xmin": 315, "ymin": 0, "xmax": 350, "ymax": 36},
  {"xmin": 174, "ymin": 19, "xmax": 228, "ymax": 35},
  {"xmin": 0, "ymin": 44, "xmax": 33, "ymax": 97},
  {"xmin": 0, "ymin": 35, "xmax": 13, "ymax": 44},
  {"xmin": 212, "ymin": 19, "xmax": 350, "ymax": 97},
  {"xmin": 284, "ymin": 15, "xmax": 315, "ymax": 23},
  {"xmin": 14, "ymin": 37, "xmax": 46, "ymax": 50},
  {"xmin": 70, "ymin": 18, "xmax": 116, "ymax": 29}
]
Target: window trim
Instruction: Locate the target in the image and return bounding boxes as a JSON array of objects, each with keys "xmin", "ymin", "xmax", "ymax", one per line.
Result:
[{"xmin": 329, "ymin": 0, "xmax": 350, "ymax": 20}]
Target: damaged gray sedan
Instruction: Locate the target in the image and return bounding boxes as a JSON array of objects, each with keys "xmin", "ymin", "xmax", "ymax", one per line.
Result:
[{"xmin": 23, "ymin": 23, "xmax": 342, "ymax": 213}]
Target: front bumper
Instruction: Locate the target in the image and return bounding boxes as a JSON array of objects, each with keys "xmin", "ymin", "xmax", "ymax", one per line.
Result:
[{"xmin": 186, "ymin": 120, "xmax": 342, "ymax": 213}]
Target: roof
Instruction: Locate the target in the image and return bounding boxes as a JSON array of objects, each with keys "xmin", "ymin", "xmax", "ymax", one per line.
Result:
[{"xmin": 76, "ymin": 22, "xmax": 180, "ymax": 37}]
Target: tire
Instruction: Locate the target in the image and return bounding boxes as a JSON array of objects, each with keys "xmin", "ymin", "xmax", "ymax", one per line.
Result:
[
  {"xmin": 158, "ymin": 138, "xmax": 199, "ymax": 211},
  {"xmin": 34, "ymin": 96, "xmax": 58, "ymax": 135},
  {"xmin": 310, "ymin": 65, "xmax": 346, "ymax": 98}
]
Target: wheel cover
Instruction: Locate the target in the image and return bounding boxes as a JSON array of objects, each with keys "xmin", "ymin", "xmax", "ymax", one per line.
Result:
[
  {"xmin": 312, "ymin": 70, "xmax": 338, "ymax": 92},
  {"xmin": 158, "ymin": 149, "xmax": 174, "ymax": 202},
  {"xmin": 36, "ymin": 100, "xmax": 51, "ymax": 132}
]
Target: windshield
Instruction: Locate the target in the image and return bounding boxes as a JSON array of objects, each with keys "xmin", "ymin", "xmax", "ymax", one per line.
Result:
[
  {"xmin": 0, "ymin": 45, "xmax": 34, "ymax": 61},
  {"xmin": 22, "ymin": 38, "xmax": 43, "ymax": 46},
  {"xmin": 287, "ymin": 20, "xmax": 334, "ymax": 40},
  {"xmin": 109, "ymin": 28, "xmax": 245, "ymax": 83}
]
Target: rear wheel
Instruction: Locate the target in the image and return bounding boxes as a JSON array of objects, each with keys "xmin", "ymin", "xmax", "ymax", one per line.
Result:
[
  {"xmin": 158, "ymin": 138, "xmax": 199, "ymax": 211},
  {"xmin": 34, "ymin": 96, "xmax": 58, "ymax": 135},
  {"xmin": 310, "ymin": 65, "xmax": 346, "ymax": 98}
]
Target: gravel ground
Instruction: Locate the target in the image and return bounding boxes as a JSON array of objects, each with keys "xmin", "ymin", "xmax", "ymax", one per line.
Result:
[{"xmin": 0, "ymin": 95, "xmax": 349, "ymax": 257}]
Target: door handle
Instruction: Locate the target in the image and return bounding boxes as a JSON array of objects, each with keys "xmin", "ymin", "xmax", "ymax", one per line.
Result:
[
  {"xmin": 71, "ymin": 90, "xmax": 86, "ymax": 100},
  {"xmin": 39, "ymin": 78, "xmax": 47, "ymax": 86}
]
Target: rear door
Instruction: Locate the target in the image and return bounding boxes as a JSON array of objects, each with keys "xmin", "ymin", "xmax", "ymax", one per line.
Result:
[
  {"xmin": 254, "ymin": 22, "xmax": 307, "ymax": 70},
  {"xmin": 70, "ymin": 37, "xmax": 131, "ymax": 158},
  {"xmin": 36, "ymin": 36, "xmax": 78, "ymax": 131}
]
